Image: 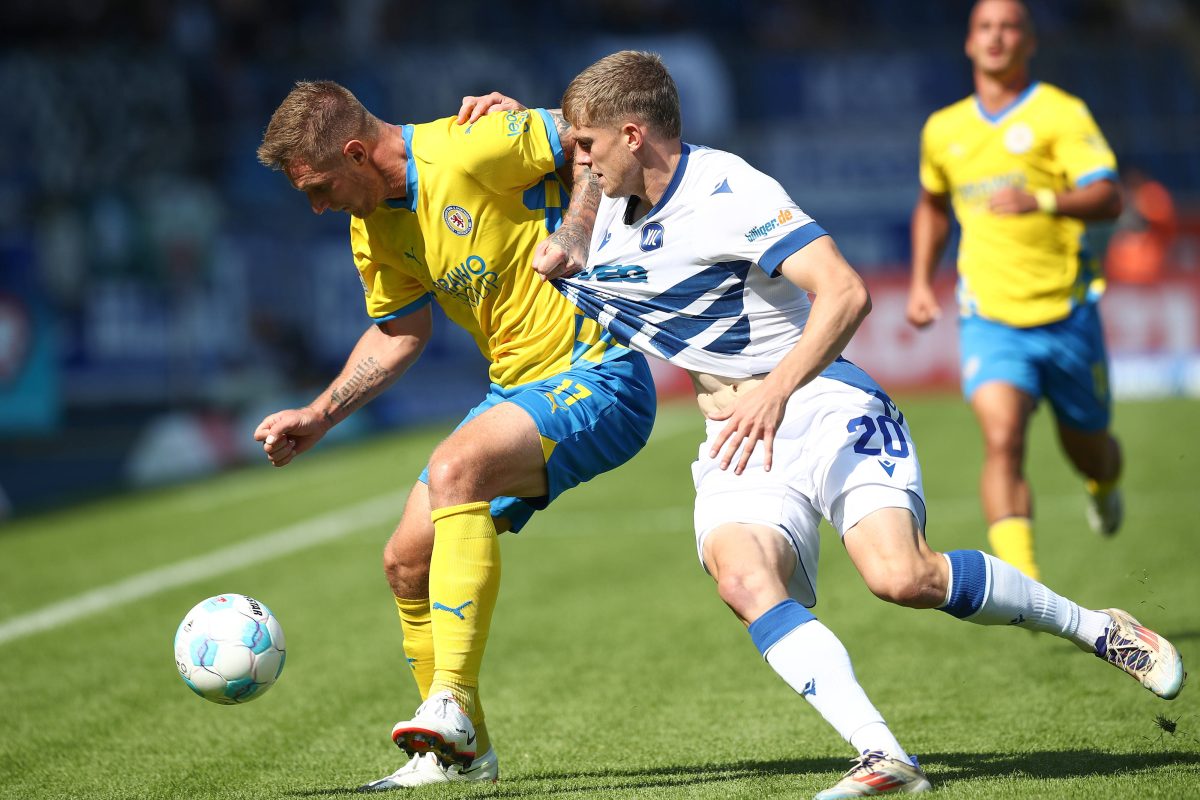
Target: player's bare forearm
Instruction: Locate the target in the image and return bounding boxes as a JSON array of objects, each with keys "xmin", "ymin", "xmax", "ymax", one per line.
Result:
[
  {"xmin": 534, "ymin": 163, "xmax": 600, "ymax": 280},
  {"xmin": 1053, "ymin": 179, "xmax": 1123, "ymax": 221},
  {"xmin": 771, "ymin": 239, "xmax": 871, "ymax": 394},
  {"xmin": 910, "ymin": 190, "xmax": 951, "ymax": 286},
  {"xmin": 547, "ymin": 109, "xmax": 577, "ymax": 164},
  {"xmin": 313, "ymin": 314, "xmax": 429, "ymax": 426},
  {"xmin": 989, "ymin": 180, "xmax": 1121, "ymax": 221},
  {"xmin": 556, "ymin": 164, "xmax": 600, "ymax": 253}
]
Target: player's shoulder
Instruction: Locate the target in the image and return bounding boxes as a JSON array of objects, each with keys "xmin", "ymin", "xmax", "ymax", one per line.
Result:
[
  {"xmin": 682, "ymin": 144, "xmax": 783, "ymax": 200},
  {"xmin": 1029, "ymin": 82, "xmax": 1093, "ymax": 116},
  {"xmin": 923, "ymin": 95, "xmax": 975, "ymax": 133}
]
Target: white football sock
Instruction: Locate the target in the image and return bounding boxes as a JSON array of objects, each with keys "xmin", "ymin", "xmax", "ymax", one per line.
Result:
[
  {"xmin": 765, "ymin": 619, "xmax": 911, "ymax": 762},
  {"xmin": 941, "ymin": 550, "xmax": 1110, "ymax": 650}
]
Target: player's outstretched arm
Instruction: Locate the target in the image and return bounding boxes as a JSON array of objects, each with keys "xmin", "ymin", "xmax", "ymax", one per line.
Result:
[
  {"xmin": 708, "ymin": 237, "xmax": 870, "ymax": 475},
  {"xmin": 253, "ymin": 308, "xmax": 432, "ymax": 467},
  {"xmin": 907, "ymin": 188, "xmax": 951, "ymax": 328}
]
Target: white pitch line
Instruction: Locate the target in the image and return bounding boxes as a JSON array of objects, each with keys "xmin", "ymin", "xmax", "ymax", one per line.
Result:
[
  {"xmin": 0, "ymin": 412, "xmax": 704, "ymax": 649},
  {"xmin": 0, "ymin": 490, "xmax": 408, "ymax": 647}
]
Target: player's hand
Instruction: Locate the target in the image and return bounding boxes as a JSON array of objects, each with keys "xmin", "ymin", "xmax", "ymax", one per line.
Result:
[
  {"xmin": 253, "ymin": 408, "xmax": 329, "ymax": 467},
  {"xmin": 456, "ymin": 92, "xmax": 526, "ymax": 125},
  {"xmin": 532, "ymin": 235, "xmax": 586, "ymax": 281},
  {"xmin": 905, "ymin": 283, "xmax": 941, "ymax": 328},
  {"xmin": 988, "ymin": 186, "xmax": 1037, "ymax": 215},
  {"xmin": 706, "ymin": 381, "xmax": 790, "ymax": 475}
]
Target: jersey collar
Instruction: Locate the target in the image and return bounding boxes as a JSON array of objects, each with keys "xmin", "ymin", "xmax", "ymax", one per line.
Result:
[
  {"xmin": 385, "ymin": 124, "xmax": 419, "ymax": 211},
  {"xmin": 639, "ymin": 142, "xmax": 692, "ymax": 222},
  {"xmin": 973, "ymin": 81, "xmax": 1040, "ymax": 125}
]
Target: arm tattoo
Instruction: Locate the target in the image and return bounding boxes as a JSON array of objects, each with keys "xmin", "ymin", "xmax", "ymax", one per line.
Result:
[
  {"xmin": 327, "ymin": 356, "xmax": 388, "ymax": 421},
  {"xmin": 550, "ymin": 165, "xmax": 601, "ymax": 262},
  {"xmin": 547, "ymin": 109, "xmax": 571, "ymax": 143}
]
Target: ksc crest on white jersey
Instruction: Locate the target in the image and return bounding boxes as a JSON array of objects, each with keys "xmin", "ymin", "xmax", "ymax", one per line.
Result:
[{"xmin": 559, "ymin": 144, "xmax": 830, "ymax": 378}]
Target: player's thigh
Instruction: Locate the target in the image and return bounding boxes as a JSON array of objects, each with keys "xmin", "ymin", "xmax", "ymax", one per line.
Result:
[
  {"xmin": 429, "ymin": 401, "xmax": 548, "ymax": 500},
  {"xmin": 702, "ymin": 523, "xmax": 797, "ymax": 586},
  {"xmin": 501, "ymin": 352, "xmax": 656, "ymax": 504},
  {"xmin": 843, "ymin": 505, "xmax": 945, "ymax": 607},
  {"xmin": 694, "ymin": 441, "xmax": 822, "ymax": 609},
  {"xmin": 702, "ymin": 523, "xmax": 796, "ymax": 623},
  {"xmin": 970, "ymin": 380, "xmax": 1037, "ymax": 452}
]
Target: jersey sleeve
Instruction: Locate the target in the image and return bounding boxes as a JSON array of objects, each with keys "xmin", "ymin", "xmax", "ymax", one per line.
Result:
[
  {"xmin": 350, "ymin": 220, "xmax": 433, "ymax": 322},
  {"xmin": 696, "ymin": 173, "xmax": 828, "ymax": 277},
  {"xmin": 443, "ymin": 108, "xmax": 564, "ymax": 194},
  {"xmin": 918, "ymin": 115, "xmax": 949, "ymax": 196},
  {"xmin": 1055, "ymin": 99, "xmax": 1118, "ymax": 188}
]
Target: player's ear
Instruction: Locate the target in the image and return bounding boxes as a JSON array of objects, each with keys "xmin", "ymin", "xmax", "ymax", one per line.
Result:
[
  {"xmin": 344, "ymin": 139, "xmax": 368, "ymax": 165},
  {"xmin": 622, "ymin": 122, "xmax": 643, "ymax": 153}
]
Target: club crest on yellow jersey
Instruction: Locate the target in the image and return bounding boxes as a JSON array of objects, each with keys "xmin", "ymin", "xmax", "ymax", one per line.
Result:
[{"xmin": 443, "ymin": 205, "xmax": 473, "ymax": 236}]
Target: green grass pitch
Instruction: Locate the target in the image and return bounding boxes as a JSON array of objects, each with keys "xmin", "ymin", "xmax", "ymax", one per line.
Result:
[{"xmin": 1, "ymin": 395, "xmax": 1197, "ymax": 799}]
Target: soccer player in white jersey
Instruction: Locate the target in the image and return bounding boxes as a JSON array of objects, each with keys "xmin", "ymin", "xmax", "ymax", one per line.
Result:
[{"xmin": 514, "ymin": 50, "xmax": 1185, "ymax": 799}]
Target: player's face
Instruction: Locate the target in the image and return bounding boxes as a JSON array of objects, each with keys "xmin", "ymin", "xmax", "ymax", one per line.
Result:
[
  {"xmin": 965, "ymin": 0, "xmax": 1034, "ymax": 78},
  {"xmin": 285, "ymin": 158, "xmax": 378, "ymax": 219},
  {"xmin": 573, "ymin": 123, "xmax": 637, "ymax": 198}
]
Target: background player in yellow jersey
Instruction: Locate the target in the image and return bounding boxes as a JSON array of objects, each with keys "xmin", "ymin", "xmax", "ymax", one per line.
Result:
[
  {"xmin": 252, "ymin": 81, "xmax": 656, "ymax": 789},
  {"xmin": 907, "ymin": 0, "xmax": 1124, "ymax": 579}
]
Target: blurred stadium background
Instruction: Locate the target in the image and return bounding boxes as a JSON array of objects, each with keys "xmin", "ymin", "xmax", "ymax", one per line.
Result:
[{"xmin": 1, "ymin": 0, "xmax": 1198, "ymax": 518}]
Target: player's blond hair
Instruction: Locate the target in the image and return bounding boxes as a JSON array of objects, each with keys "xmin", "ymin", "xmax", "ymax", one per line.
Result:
[
  {"xmin": 562, "ymin": 51, "xmax": 681, "ymax": 138},
  {"xmin": 257, "ymin": 80, "xmax": 381, "ymax": 170}
]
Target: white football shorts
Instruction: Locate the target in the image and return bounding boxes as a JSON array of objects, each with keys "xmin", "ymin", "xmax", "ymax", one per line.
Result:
[{"xmin": 691, "ymin": 375, "xmax": 927, "ymax": 608}]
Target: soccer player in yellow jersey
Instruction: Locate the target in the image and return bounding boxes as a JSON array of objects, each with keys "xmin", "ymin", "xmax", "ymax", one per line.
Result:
[
  {"xmin": 252, "ymin": 81, "xmax": 656, "ymax": 789},
  {"xmin": 908, "ymin": 0, "xmax": 1124, "ymax": 579}
]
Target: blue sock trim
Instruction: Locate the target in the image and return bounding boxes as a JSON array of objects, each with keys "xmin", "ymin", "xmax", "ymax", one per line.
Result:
[
  {"xmin": 748, "ymin": 599, "xmax": 816, "ymax": 656},
  {"xmin": 940, "ymin": 549, "xmax": 988, "ymax": 619}
]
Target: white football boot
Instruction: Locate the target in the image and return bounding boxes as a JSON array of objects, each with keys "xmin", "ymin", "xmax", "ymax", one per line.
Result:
[
  {"xmin": 357, "ymin": 748, "xmax": 499, "ymax": 791},
  {"xmin": 813, "ymin": 751, "xmax": 931, "ymax": 799},
  {"xmin": 1085, "ymin": 482, "xmax": 1123, "ymax": 536},
  {"xmin": 389, "ymin": 690, "xmax": 477, "ymax": 768},
  {"xmin": 1098, "ymin": 608, "xmax": 1185, "ymax": 700}
]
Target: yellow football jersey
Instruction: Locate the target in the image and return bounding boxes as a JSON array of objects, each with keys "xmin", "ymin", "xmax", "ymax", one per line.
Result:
[
  {"xmin": 919, "ymin": 82, "xmax": 1118, "ymax": 327},
  {"xmin": 350, "ymin": 109, "xmax": 618, "ymax": 388}
]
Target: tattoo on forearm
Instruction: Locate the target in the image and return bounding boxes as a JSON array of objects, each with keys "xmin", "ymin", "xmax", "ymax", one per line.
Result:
[
  {"xmin": 551, "ymin": 166, "xmax": 600, "ymax": 260},
  {"xmin": 548, "ymin": 109, "xmax": 570, "ymax": 142},
  {"xmin": 327, "ymin": 357, "xmax": 388, "ymax": 420}
]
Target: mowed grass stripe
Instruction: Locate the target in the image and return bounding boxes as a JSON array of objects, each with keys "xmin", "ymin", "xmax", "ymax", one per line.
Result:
[
  {"xmin": 0, "ymin": 490, "xmax": 407, "ymax": 646},
  {"xmin": 3, "ymin": 474, "xmax": 1192, "ymax": 646}
]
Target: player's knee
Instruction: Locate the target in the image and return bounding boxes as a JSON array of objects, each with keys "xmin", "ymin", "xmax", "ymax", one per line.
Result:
[
  {"xmin": 382, "ymin": 540, "xmax": 429, "ymax": 597},
  {"xmin": 863, "ymin": 561, "xmax": 942, "ymax": 609},
  {"xmin": 981, "ymin": 425, "xmax": 1025, "ymax": 459},
  {"xmin": 426, "ymin": 448, "xmax": 481, "ymax": 500},
  {"xmin": 715, "ymin": 569, "xmax": 777, "ymax": 618}
]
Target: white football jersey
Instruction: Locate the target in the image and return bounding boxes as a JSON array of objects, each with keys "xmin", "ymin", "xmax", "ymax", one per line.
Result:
[{"xmin": 559, "ymin": 144, "xmax": 829, "ymax": 378}]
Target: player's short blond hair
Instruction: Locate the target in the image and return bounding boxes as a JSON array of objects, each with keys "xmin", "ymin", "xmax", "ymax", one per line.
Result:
[
  {"xmin": 562, "ymin": 51, "xmax": 681, "ymax": 138},
  {"xmin": 257, "ymin": 80, "xmax": 381, "ymax": 170}
]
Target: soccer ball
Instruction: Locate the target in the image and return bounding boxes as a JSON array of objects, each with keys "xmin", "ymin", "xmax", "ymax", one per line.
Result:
[{"xmin": 173, "ymin": 593, "xmax": 286, "ymax": 704}]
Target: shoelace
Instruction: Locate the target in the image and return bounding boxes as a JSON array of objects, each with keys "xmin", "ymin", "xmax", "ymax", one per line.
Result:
[
  {"xmin": 842, "ymin": 749, "xmax": 889, "ymax": 778},
  {"xmin": 1105, "ymin": 625, "xmax": 1153, "ymax": 673}
]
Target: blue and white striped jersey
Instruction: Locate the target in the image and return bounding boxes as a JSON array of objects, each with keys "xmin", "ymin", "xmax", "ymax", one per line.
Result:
[{"xmin": 559, "ymin": 144, "xmax": 831, "ymax": 378}]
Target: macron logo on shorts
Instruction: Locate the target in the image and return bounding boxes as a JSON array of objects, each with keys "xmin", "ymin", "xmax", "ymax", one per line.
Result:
[{"xmin": 878, "ymin": 459, "xmax": 896, "ymax": 477}]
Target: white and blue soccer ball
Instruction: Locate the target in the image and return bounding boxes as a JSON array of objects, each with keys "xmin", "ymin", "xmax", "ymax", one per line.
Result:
[{"xmin": 173, "ymin": 593, "xmax": 286, "ymax": 705}]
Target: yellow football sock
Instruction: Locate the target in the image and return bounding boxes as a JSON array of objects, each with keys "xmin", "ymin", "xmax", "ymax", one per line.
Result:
[
  {"xmin": 1086, "ymin": 478, "xmax": 1118, "ymax": 499},
  {"xmin": 394, "ymin": 596, "xmax": 434, "ymax": 700},
  {"xmin": 988, "ymin": 517, "xmax": 1040, "ymax": 581},
  {"xmin": 428, "ymin": 500, "xmax": 500, "ymax": 741}
]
